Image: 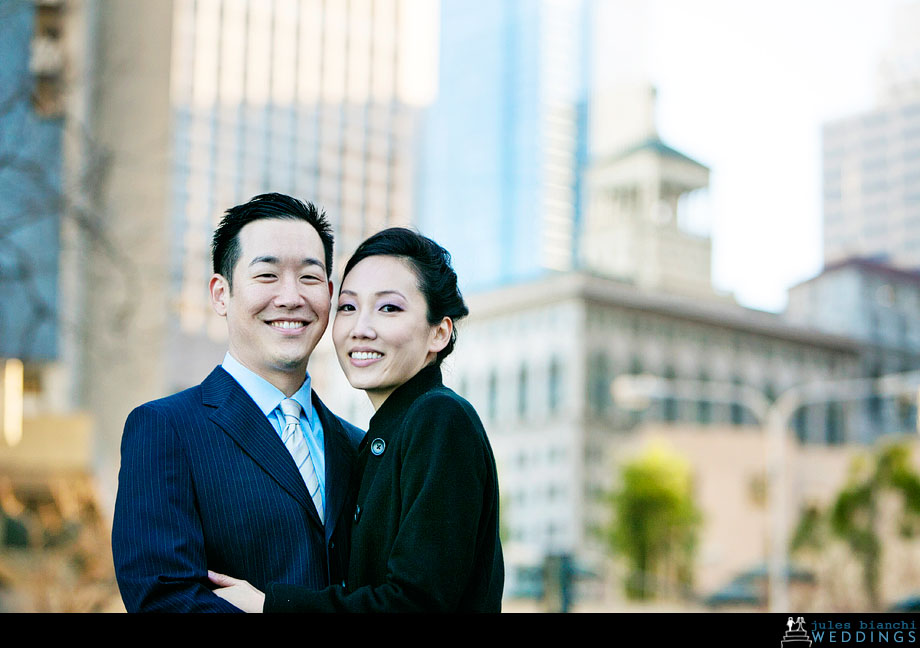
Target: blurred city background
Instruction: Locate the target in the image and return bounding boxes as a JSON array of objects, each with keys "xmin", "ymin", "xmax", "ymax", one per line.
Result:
[{"xmin": 1, "ymin": 0, "xmax": 920, "ymax": 613}]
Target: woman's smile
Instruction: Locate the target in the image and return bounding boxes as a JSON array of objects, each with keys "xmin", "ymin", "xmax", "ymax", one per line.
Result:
[{"xmin": 332, "ymin": 255, "xmax": 448, "ymax": 410}]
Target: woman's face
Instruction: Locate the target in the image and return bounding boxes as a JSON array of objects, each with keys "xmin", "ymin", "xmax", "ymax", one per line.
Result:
[{"xmin": 333, "ymin": 255, "xmax": 451, "ymax": 410}]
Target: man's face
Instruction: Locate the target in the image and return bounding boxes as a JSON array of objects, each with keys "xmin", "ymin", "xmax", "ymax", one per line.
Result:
[{"xmin": 210, "ymin": 218, "xmax": 333, "ymax": 389}]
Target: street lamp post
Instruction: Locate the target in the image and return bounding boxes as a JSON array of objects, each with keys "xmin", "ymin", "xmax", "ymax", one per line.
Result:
[{"xmin": 611, "ymin": 370, "xmax": 920, "ymax": 612}]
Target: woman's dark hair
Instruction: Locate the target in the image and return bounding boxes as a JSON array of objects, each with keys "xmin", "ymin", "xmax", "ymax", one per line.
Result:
[{"xmin": 341, "ymin": 227, "xmax": 469, "ymax": 365}]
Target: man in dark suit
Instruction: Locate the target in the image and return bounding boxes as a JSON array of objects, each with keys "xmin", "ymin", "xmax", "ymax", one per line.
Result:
[{"xmin": 112, "ymin": 193, "xmax": 363, "ymax": 612}]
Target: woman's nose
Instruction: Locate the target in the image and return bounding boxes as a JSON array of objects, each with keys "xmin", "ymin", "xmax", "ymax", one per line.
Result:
[{"xmin": 350, "ymin": 310, "xmax": 376, "ymax": 339}]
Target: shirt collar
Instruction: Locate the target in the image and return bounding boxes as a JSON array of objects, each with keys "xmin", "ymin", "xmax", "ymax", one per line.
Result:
[{"xmin": 221, "ymin": 352, "xmax": 314, "ymax": 425}]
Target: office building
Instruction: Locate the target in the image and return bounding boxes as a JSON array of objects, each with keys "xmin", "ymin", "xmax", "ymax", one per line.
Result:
[
  {"xmin": 168, "ymin": 0, "xmax": 435, "ymax": 391},
  {"xmin": 786, "ymin": 258, "xmax": 920, "ymax": 443},
  {"xmin": 822, "ymin": 3, "xmax": 920, "ymax": 271},
  {"xmin": 0, "ymin": 0, "xmax": 65, "ymax": 364},
  {"xmin": 417, "ymin": 0, "xmax": 592, "ymax": 292}
]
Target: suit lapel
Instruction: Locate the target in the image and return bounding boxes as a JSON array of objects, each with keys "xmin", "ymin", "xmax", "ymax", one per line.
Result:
[{"xmin": 202, "ymin": 368, "xmax": 318, "ymax": 523}]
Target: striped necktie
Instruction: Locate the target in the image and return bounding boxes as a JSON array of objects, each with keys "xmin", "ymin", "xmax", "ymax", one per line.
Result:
[{"xmin": 279, "ymin": 398, "xmax": 324, "ymax": 524}]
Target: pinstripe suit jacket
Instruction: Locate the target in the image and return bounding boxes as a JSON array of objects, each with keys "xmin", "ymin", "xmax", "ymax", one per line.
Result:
[{"xmin": 112, "ymin": 366, "xmax": 363, "ymax": 613}]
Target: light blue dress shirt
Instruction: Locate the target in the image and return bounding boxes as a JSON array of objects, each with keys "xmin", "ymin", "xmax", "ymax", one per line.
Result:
[{"xmin": 221, "ymin": 352, "xmax": 326, "ymax": 511}]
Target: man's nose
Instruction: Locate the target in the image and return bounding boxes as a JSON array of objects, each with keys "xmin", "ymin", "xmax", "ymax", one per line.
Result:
[{"xmin": 274, "ymin": 276, "xmax": 305, "ymax": 307}]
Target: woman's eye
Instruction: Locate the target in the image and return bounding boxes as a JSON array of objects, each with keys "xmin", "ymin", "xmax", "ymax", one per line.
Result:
[
  {"xmin": 380, "ymin": 304, "xmax": 403, "ymax": 313},
  {"xmin": 337, "ymin": 304, "xmax": 356, "ymax": 312}
]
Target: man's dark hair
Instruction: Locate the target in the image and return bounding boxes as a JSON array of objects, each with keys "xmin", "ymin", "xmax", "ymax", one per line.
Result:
[
  {"xmin": 211, "ymin": 193, "xmax": 334, "ymax": 290},
  {"xmin": 341, "ymin": 227, "xmax": 469, "ymax": 366}
]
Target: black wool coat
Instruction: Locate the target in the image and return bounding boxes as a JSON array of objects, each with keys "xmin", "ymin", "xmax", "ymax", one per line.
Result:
[{"xmin": 265, "ymin": 364, "xmax": 504, "ymax": 612}]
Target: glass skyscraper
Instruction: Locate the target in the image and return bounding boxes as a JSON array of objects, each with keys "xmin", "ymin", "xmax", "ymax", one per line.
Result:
[{"xmin": 417, "ymin": 0, "xmax": 592, "ymax": 293}]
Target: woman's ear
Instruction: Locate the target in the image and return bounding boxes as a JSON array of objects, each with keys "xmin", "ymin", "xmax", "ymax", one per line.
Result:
[{"xmin": 429, "ymin": 317, "xmax": 453, "ymax": 354}]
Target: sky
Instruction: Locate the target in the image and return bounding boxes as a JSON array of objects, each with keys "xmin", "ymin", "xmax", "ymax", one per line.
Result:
[{"xmin": 600, "ymin": 0, "xmax": 908, "ymax": 312}]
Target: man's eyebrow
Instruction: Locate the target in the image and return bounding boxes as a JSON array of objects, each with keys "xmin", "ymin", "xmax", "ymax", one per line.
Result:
[{"xmin": 248, "ymin": 256, "xmax": 327, "ymax": 272}]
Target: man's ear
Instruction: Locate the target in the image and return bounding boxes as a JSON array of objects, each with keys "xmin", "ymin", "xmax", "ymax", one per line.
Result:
[
  {"xmin": 429, "ymin": 317, "xmax": 453, "ymax": 354},
  {"xmin": 209, "ymin": 274, "xmax": 230, "ymax": 317}
]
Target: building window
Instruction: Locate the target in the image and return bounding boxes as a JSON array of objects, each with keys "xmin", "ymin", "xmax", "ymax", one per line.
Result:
[
  {"xmin": 869, "ymin": 365, "xmax": 883, "ymax": 426},
  {"xmin": 795, "ymin": 407, "xmax": 808, "ymax": 443},
  {"xmin": 488, "ymin": 370, "xmax": 498, "ymax": 421},
  {"xmin": 590, "ymin": 355, "xmax": 610, "ymax": 415},
  {"xmin": 826, "ymin": 403, "xmax": 843, "ymax": 445},
  {"xmin": 517, "ymin": 365, "xmax": 528, "ymax": 419},
  {"xmin": 731, "ymin": 376, "xmax": 744, "ymax": 425},
  {"xmin": 697, "ymin": 370, "xmax": 711, "ymax": 424},
  {"xmin": 548, "ymin": 358, "xmax": 561, "ymax": 415},
  {"xmin": 663, "ymin": 366, "xmax": 677, "ymax": 422},
  {"xmin": 30, "ymin": 0, "xmax": 66, "ymax": 117}
]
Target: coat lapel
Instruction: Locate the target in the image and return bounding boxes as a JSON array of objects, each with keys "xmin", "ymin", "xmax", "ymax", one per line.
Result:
[
  {"xmin": 313, "ymin": 393, "xmax": 358, "ymax": 543},
  {"xmin": 201, "ymin": 367, "xmax": 317, "ymax": 522}
]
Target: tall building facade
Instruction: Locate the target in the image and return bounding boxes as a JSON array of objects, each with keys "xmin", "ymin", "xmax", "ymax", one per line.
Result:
[
  {"xmin": 822, "ymin": 102, "xmax": 920, "ymax": 271},
  {"xmin": 0, "ymin": 0, "xmax": 65, "ymax": 363},
  {"xmin": 822, "ymin": 3, "xmax": 920, "ymax": 271},
  {"xmin": 0, "ymin": 0, "xmax": 175, "ymax": 498},
  {"xmin": 1, "ymin": 0, "xmax": 174, "ymax": 611},
  {"xmin": 418, "ymin": 0, "xmax": 592, "ymax": 292},
  {"xmin": 167, "ymin": 0, "xmax": 435, "ymax": 391}
]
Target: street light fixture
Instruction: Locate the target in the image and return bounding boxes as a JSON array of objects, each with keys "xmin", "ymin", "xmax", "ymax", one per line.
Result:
[{"xmin": 610, "ymin": 370, "xmax": 920, "ymax": 612}]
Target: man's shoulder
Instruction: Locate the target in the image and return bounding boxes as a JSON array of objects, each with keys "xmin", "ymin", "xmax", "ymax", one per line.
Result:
[{"xmin": 130, "ymin": 367, "xmax": 233, "ymax": 417}]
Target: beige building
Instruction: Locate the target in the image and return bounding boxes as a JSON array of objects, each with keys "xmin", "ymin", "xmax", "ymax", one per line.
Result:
[
  {"xmin": 613, "ymin": 423, "xmax": 920, "ymax": 611},
  {"xmin": 428, "ymin": 270, "xmax": 869, "ymax": 602}
]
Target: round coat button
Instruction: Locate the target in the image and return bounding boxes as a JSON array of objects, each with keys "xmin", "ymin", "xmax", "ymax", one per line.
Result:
[{"xmin": 370, "ymin": 438, "xmax": 386, "ymax": 455}]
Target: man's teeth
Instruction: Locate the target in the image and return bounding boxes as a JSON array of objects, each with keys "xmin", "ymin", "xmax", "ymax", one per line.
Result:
[
  {"xmin": 351, "ymin": 351, "xmax": 383, "ymax": 360},
  {"xmin": 271, "ymin": 321, "xmax": 304, "ymax": 329}
]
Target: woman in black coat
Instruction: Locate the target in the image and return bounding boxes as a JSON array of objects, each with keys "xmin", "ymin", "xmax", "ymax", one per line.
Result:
[{"xmin": 210, "ymin": 228, "xmax": 504, "ymax": 612}]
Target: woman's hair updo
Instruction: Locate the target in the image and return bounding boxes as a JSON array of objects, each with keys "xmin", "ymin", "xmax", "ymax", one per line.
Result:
[{"xmin": 340, "ymin": 227, "xmax": 469, "ymax": 366}]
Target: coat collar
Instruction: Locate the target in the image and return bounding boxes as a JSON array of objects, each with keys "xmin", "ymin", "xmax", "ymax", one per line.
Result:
[
  {"xmin": 201, "ymin": 366, "xmax": 355, "ymax": 537},
  {"xmin": 365, "ymin": 363, "xmax": 443, "ymax": 441}
]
